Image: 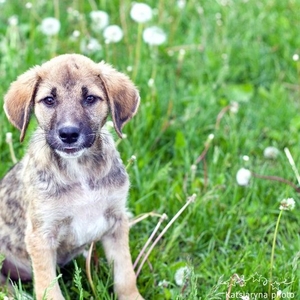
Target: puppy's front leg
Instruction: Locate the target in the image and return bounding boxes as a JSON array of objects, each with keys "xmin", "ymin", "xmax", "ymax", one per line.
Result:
[
  {"xmin": 102, "ymin": 217, "xmax": 144, "ymax": 300},
  {"xmin": 25, "ymin": 227, "xmax": 64, "ymax": 300}
]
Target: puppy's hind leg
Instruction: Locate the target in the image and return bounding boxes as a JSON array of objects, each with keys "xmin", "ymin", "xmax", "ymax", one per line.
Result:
[{"xmin": 102, "ymin": 216, "xmax": 144, "ymax": 300}]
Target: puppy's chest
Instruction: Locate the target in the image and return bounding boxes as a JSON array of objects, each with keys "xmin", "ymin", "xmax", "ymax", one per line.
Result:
[{"xmin": 39, "ymin": 181, "xmax": 126, "ymax": 248}]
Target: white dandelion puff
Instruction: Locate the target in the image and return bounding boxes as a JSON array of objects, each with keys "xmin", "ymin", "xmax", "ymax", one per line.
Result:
[
  {"xmin": 143, "ymin": 26, "xmax": 167, "ymax": 46},
  {"xmin": 242, "ymin": 155, "xmax": 250, "ymax": 162},
  {"xmin": 148, "ymin": 78, "xmax": 155, "ymax": 87},
  {"xmin": 230, "ymin": 101, "xmax": 239, "ymax": 113},
  {"xmin": 5, "ymin": 132, "xmax": 12, "ymax": 144},
  {"xmin": 177, "ymin": 0, "xmax": 186, "ymax": 9},
  {"xmin": 40, "ymin": 17, "xmax": 60, "ymax": 36},
  {"xmin": 174, "ymin": 266, "xmax": 192, "ymax": 286},
  {"xmin": 25, "ymin": 2, "xmax": 32, "ymax": 9},
  {"xmin": 8, "ymin": 15, "xmax": 18, "ymax": 26},
  {"xmin": 130, "ymin": 3, "xmax": 153, "ymax": 23},
  {"xmin": 80, "ymin": 38, "xmax": 102, "ymax": 54},
  {"xmin": 292, "ymin": 54, "xmax": 299, "ymax": 61},
  {"xmin": 279, "ymin": 198, "xmax": 295, "ymax": 211},
  {"xmin": 103, "ymin": 25, "xmax": 123, "ymax": 43},
  {"xmin": 263, "ymin": 146, "xmax": 280, "ymax": 159},
  {"xmin": 90, "ymin": 10, "xmax": 109, "ymax": 31},
  {"xmin": 236, "ymin": 168, "xmax": 251, "ymax": 186}
]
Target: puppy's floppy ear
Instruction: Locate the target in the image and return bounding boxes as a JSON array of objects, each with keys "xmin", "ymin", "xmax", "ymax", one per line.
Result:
[
  {"xmin": 4, "ymin": 66, "xmax": 40, "ymax": 142},
  {"xmin": 98, "ymin": 62, "xmax": 140, "ymax": 138}
]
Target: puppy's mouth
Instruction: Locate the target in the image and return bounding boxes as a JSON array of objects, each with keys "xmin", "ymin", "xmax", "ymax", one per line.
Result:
[{"xmin": 55, "ymin": 147, "xmax": 86, "ymax": 159}]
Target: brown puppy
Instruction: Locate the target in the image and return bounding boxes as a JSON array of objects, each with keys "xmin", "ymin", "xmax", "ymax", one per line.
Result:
[{"xmin": 0, "ymin": 54, "xmax": 144, "ymax": 300}]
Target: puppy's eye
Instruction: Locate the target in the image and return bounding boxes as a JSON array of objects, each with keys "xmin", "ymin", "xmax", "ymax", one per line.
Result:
[
  {"xmin": 84, "ymin": 95, "xmax": 98, "ymax": 106},
  {"xmin": 42, "ymin": 96, "xmax": 56, "ymax": 107}
]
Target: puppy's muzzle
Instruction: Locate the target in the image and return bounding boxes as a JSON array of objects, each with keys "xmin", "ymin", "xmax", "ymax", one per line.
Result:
[{"xmin": 47, "ymin": 124, "xmax": 95, "ymax": 158}]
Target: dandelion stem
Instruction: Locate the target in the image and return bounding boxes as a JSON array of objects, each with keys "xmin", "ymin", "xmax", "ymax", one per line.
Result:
[
  {"xmin": 85, "ymin": 242, "xmax": 96, "ymax": 297},
  {"xmin": 284, "ymin": 147, "xmax": 300, "ymax": 186},
  {"xmin": 269, "ymin": 210, "xmax": 283, "ymax": 297},
  {"xmin": 135, "ymin": 194, "xmax": 196, "ymax": 277},
  {"xmin": 133, "ymin": 213, "xmax": 167, "ymax": 270},
  {"xmin": 251, "ymin": 172, "xmax": 300, "ymax": 193},
  {"xmin": 129, "ymin": 212, "xmax": 165, "ymax": 227},
  {"xmin": 6, "ymin": 133, "xmax": 17, "ymax": 164}
]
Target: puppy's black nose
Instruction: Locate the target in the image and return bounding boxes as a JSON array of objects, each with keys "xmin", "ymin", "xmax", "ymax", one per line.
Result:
[{"xmin": 59, "ymin": 127, "xmax": 80, "ymax": 144}]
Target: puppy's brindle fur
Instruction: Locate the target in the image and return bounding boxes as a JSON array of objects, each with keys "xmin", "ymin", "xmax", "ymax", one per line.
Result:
[{"xmin": 0, "ymin": 54, "xmax": 144, "ymax": 300}]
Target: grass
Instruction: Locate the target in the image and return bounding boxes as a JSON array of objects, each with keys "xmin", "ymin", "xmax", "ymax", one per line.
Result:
[{"xmin": 0, "ymin": 0, "xmax": 300, "ymax": 299}]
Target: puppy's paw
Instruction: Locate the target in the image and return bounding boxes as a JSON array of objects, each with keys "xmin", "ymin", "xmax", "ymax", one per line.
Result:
[{"xmin": 119, "ymin": 292, "xmax": 144, "ymax": 300}]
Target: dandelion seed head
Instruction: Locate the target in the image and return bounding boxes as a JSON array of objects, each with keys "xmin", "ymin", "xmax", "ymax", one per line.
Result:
[
  {"xmin": 5, "ymin": 132, "xmax": 12, "ymax": 144},
  {"xmin": 208, "ymin": 133, "xmax": 215, "ymax": 140},
  {"xmin": 126, "ymin": 66, "xmax": 133, "ymax": 72},
  {"xmin": 103, "ymin": 25, "xmax": 123, "ymax": 43},
  {"xmin": 71, "ymin": 30, "xmax": 80, "ymax": 40},
  {"xmin": 242, "ymin": 155, "xmax": 249, "ymax": 162},
  {"xmin": 236, "ymin": 168, "xmax": 251, "ymax": 186},
  {"xmin": 279, "ymin": 198, "xmax": 295, "ymax": 211},
  {"xmin": 292, "ymin": 54, "xmax": 299, "ymax": 61},
  {"xmin": 130, "ymin": 3, "xmax": 153, "ymax": 23},
  {"xmin": 263, "ymin": 146, "xmax": 280, "ymax": 159},
  {"xmin": 158, "ymin": 280, "xmax": 169, "ymax": 287},
  {"xmin": 191, "ymin": 164, "xmax": 197, "ymax": 171},
  {"xmin": 90, "ymin": 10, "xmax": 109, "ymax": 31},
  {"xmin": 40, "ymin": 17, "xmax": 60, "ymax": 36},
  {"xmin": 177, "ymin": 0, "xmax": 186, "ymax": 9},
  {"xmin": 25, "ymin": 2, "xmax": 32, "ymax": 9},
  {"xmin": 67, "ymin": 7, "xmax": 81, "ymax": 21},
  {"xmin": 148, "ymin": 78, "xmax": 155, "ymax": 87},
  {"xmin": 80, "ymin": 38, "xmax": 102, "ymax": 54},
  {"xmin": 143, "ymin": 26, "xmax": 167, "ymax": 46},
  {"xmin": 174, "ymin": 266, "xmax": 192, "ymax": 286},
  {"xmin": 230, "ymin": 101, "xmax": 239, "ymax": 113},
  {"xmin": 8, "ymin": 15, "xmax": 18, "ymax": 26}
]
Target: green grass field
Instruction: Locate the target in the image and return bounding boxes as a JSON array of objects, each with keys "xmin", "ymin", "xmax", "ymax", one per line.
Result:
[{"xmin": 0, "ymin": 0, "xmax": 300, "ymax": 299}]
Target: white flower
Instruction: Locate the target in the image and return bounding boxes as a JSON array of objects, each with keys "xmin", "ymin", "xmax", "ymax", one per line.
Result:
[
  {"xmin": 230, "ymin": 101, "xmax": 239, "ymax": 113},
  {"xmin": 25, "ymin": 2, "xmax": 32, "ymax": 9},
  {"xmin": 8, "ymin": 15, "xmax": 18, "ymax": 26},
  {"xmin": 130, "ymin": 3, "xmax": 153, "ymax": 23},
  {"xmin": 5, "ymin": 132, "xmax": 12, "ymax": 144},
  {"xmin": 72, "ymin": 30, "xmax": 80, "ymax": 39},
  {"xmin": 242, "ymin": 155, "xmax": 249, "ymax": 162},
  {"xmin": 148, "ymin": 78, "xmax": 154, "ymax": 87},
  {"xmin": 292, "ymin": 54, "xmax": 299, "ymax": 61},
  {"xmin": 103, "ymin": 25, "xmax": 123, "ymax": 43},
  {"xmin": 90, "ymin": 10, "xmax": 109, "ymax": 31},
  {"xmin": 40, "ymin": 17, "xmax": 60, "ymax": 36},
  {"xmin": 279, "ymin": 198, "xmax": 295, "ymax": 211},
  {"xmin": 236, "ymin": 168, "xmax": 251, "ymax": 186},
  {"xmin": 177, "ymin": 0, "xmax": 186, "ymax": 9},
  {"xmin": 263, "ymin": 146, "xmax": 280, "ymax": 159},
  {"xmin": 80, "ymin": 38, "xmax": 102, "ymax": 54},
  {"xmin": 143, "ymin": 26, "xmax": 167, "ymax": 46},
  {"xmin": 174, "ymin": 266, "xmax": 191, "ymax": 286}
]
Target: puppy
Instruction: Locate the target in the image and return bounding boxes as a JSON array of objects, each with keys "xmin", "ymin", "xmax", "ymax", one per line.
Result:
[{"xmin": 0, "ymin": 54, "xmax": 144, "ymax": 300}]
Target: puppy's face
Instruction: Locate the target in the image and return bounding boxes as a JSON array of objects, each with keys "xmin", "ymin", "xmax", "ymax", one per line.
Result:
[
  {"xmin": 35, "ymin": 65, "xmax": 109, "ymax": 158},
  {"xmin": 4, "ymin": 54, "xmax": 140, "ymax": 158}
]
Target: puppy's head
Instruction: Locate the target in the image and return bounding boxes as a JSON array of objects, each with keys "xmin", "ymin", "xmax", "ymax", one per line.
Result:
[{"xmin": 4, "ymin": 54, "xmax": 140, "ymax": 158}]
